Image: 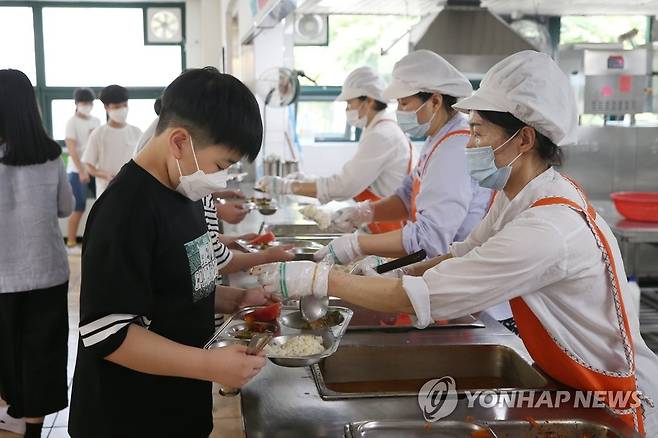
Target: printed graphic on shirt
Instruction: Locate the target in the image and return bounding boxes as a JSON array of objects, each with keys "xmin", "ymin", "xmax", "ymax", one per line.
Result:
[{"xmin": 184, "ymin": 232, "xmax": 216, "ymax": 302}]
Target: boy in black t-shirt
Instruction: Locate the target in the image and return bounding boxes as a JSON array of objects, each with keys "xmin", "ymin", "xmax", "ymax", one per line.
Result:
[{"xmin": 69, "ymin": 68, "xmax": 274, "ymax": 438}]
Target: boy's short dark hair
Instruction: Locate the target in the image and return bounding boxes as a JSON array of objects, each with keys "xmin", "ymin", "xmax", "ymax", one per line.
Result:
[
  {"xmin": 156, "ymin": 67, "xmax": 262, "ymax": 162},
  {"xmin": 74, "ymin": 88, "xmax": 95, "ymax": 103},
  {"xmin": 154, "ymin": 98, "xmax": 162, "ymax": 116},
  {"xmin": 100, "ymin": 85, "xmax": 129, "ymax": 105}
]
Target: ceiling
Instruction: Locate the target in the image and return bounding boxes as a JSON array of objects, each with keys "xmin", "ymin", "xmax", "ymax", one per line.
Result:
[{"xmin": 296, "ymin": 0, "xmax": 658, "ymax": 16}]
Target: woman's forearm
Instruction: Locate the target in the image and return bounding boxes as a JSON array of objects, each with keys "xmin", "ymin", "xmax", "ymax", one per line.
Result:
[
  {"xmin": 328, "ymin": 270, "xmax": 414, "ymax": 314},
  {"xmin": 291, "ymin": 181, "xmax": 318, "ymax": 198},
  {"xmin": 358, "ymin": 230, "xmax": 407, "ymax": 258},
  {"xmin": 106, "ymin": 324, "xmax": 210, "ymax": 380},
  {"xmin": 404, "ymin": 254, "xmax": 454, "ymax": 276},
  {"xmin": 371, "ymin": 195, "xmax": 409, "ymax": 222}
]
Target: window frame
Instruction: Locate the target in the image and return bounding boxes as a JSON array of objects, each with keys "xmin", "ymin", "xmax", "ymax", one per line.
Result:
[{"xmin": 0, "ymin": 1, "xmax": 185, "ymax": 140}]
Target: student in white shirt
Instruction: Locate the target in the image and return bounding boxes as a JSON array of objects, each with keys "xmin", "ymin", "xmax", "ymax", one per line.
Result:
[
  {"xmin": 65, "ymin": 88, "xmax": 100, "ymax": 250},
  {"xmin": 82, "ymin": 85, "xmax": 142, "ymax": 197}
]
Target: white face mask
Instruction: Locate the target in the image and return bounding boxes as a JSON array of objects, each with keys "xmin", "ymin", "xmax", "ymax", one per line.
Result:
[
  {"xmin": 346, "ymin": 101, "xmax": 367, "ymax": 129},
  {"xmin": 108, "ymin": 107, "xmax": 128, "ymax": 124},
  {"xmin": 395, "ymin": 99, "xmax": 436, "ymax": 137},
  {"xmin": 77, "ymin": 104, "xmax": 92, "ymax": 115},
  {"xmin": 175, "ymin": 137, "xmax": 229, "ymax": 201}
]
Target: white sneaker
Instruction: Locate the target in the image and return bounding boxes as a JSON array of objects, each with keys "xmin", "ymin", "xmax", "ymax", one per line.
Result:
[{"xmin": 0, "ymin": 406, "xmax": 26, "ymax": 435}]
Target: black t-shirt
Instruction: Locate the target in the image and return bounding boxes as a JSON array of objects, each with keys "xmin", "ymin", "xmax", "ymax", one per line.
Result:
[{"xmin": 69, "ymin": 160, "xmax": 217, "ymax": 438}]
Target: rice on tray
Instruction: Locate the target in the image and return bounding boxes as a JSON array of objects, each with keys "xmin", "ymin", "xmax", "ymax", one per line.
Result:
[{"xmin": 265, "ymin": 335, "xmax": 325, "ymax": 357}]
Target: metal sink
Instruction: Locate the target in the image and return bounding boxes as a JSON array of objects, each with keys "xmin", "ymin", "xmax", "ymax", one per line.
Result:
[
  {"xmin": 312, "ymin": 344, "xmax": 549, "ymax": 399},
  {"xmin": 345, "ymin": 419, "xmax": 632, "ymax": 437}
]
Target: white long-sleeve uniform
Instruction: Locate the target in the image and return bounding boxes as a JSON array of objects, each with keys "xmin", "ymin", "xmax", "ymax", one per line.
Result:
[
  {"xmin": 316, "ymin": 111, "xmax": 414, "ymax": 204},
  {"xmin": 403, "ymin": 167, "xmax": 658, "ymax": 434}
]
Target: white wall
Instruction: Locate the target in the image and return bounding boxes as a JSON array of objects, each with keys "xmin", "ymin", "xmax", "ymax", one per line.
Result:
[{"xmin": 185, "ymin": 0, "xmax": 227, "ymax": 69}]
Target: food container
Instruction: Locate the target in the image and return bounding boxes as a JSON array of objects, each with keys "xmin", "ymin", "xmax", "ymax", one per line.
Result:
[
  {"xmin": 281, "ymin": 160, "xmax": 300, "ymax": 177},
  {"xmin": 234, "ymin": 236, "xmax": 325, "ymax": 261},
  {"xmin": 264, "ymin": 156, "xmax": 281, "ymax": 176},
  {"xmin": 610, "ymin": 192, "xmax": 658, "ymax": 222},
  {"xmin": 205, "ymin": 305, "xmax": 352, "ymax": 367}
]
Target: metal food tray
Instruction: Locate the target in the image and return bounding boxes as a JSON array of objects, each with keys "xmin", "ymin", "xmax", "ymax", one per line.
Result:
[
  {"xmin": 234, "ymin": 236, "xmax": 331, "ymax": 260},
  {"xmin": 204, "ymin": 305, "xmax": 353, "ymax": 368}
]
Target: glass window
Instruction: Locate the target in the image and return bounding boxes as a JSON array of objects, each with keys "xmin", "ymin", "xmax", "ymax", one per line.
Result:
[
  {"xmin": 42, "ymin": 7, "xmax": 182, "ymax": 87},
  {"xmin": 295, "ymin": 100, "xmax": 353, "ymax": 143},
  {"xmin": 560, "ymin": 16, "xmax": 647, "ymax": 46},
  {"xmin": 0, "ymin": 7, "xmax": 37, "ymax": 84},
  {"xmin": 294, "ymin": 15, "xmax": 419, "ymax": 85},
  {"xmin": 51, "ymin": 98, "xmax": 156, "ymax": 140}
]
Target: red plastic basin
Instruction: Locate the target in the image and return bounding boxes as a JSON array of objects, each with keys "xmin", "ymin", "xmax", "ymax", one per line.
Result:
[{"xmin": 610, "ymin": 192, "xmax": 658, "ymax": 222}]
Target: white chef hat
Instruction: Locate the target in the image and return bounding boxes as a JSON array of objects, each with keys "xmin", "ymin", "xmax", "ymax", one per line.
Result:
[
  {"xmin": 454, "ymin": 50, "xmax": 578, "ymax": 146},
  {"xmin": 335, "ymin": 66, "xmax": 387, "ymax": 103},
  {"xmin": 382, "ymin": 50, "xmax": 472, "ymax": 100}
]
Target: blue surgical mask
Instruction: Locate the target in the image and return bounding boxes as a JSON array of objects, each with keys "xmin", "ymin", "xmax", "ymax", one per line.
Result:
[
  {"xmin": 466, "ymin": 129, "xmax": 522, "ymax": 190},
  {"xmin": 396, "ymin": 100, "xmax": 435, "ymax": 137}
]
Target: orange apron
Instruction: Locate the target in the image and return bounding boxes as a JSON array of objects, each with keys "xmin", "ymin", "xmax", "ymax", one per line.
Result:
[
  {"xmin": 354, "ymin": 119, "xmax": 415, "ymax": 234},
  {"xmin": 409, "ymin": 130, "xmax": 470, "ymax": 221},
  {"xmin": 510, "ymin": 178, "xmax": 646, "ymax": 435}
]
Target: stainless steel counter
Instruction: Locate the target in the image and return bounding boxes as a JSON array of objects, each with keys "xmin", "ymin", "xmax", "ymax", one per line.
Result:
[{"xmin": 239, "ymin": 315, "xmax": 638, "ymax": 438}]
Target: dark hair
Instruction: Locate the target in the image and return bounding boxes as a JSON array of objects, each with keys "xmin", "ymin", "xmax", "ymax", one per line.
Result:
[
  {"xmin": 74, "ymin": 87, "xmax": 95, "ymax": 103},
  {"xmin": 477, "ymin": 110, "xmax": 563, "ymax": 166},
  {"xmin": 100, "ymin": 85, "xmax": 129, "ymax": 105},
  {"xmin": 357, "ymin": 96, "xmax": 387, "ymax": 111},
  {"xmin": 0, "ymin": 69, "xmax": 61, "ymax": 166},
  {"xmin": 156, "ymin": 67, "xmax": 262, "ymax": 162},
  {"xmin": 154, "ymin": 98, "xmax": 162, "ymax": 116},
  {"xmin": 416, "ymin": 92, "xmax": 457, "ymax": 113}
]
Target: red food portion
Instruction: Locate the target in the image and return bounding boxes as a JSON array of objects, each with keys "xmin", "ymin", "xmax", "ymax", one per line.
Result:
[
  {"xmin": 249, "ymin": 231, "xmax": 276, "ymax": 245},
  {"xmin": 245, "ymin": 303, "xmax": 281, "ymax": 322}
]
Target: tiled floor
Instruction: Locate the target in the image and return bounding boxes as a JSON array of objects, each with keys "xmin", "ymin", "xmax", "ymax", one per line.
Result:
[{"xmin": 0, "ymin": 254, "xmax": 245, "ymax": 438}]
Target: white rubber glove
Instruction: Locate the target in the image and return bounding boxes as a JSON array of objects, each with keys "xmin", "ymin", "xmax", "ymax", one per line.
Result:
[
  {"xmin": 330, "ymin": 201, "xmax": 373, "ymax": 233},
  {"xmin": 350, "ymin": 255, "xmax": 404, "ymax": 278},
  {"xmin": 250, "ymin": 261, "xmax": 331, "ymax": 300},
  {"xmin": 313, "ymin": 232, "xmax": 363, "ymax": 264},
  {"xmin": 257, "ymin": 176, "xmax": 294, "ymax": 195}
]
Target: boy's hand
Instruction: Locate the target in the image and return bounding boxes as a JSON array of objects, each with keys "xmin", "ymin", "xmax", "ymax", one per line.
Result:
[
  {"xmin": 238, "ymin": 286, "xmax": 281, "ymax": 308},
  {"xmin": 217, "ymin": 202, "xmax": 249, "ymax": 224},
  {"xmin": 204, "ymin": 344, "xmax": 266, "ymax": 388},
  {"xmin": 263, "ymin": 244, "xmax": 295, "ymax": 263}
]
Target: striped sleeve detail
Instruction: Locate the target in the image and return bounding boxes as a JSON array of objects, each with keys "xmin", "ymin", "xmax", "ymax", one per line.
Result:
[
  {"xmin": 202, "ymin": 195, "xmax": 233, "ymax": 269},
  {"xmin": 79, "ymin": 313, "xmax": 138, "ymax": 347},
  {"xmin": 215, "ymin": 241, "xmax": 233, "ymax": 271}
]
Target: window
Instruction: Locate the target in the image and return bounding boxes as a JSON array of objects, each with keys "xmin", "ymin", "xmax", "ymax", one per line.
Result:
[
  {"xmin": 560, "ymin": 16, "xmax": 647, "ymax": 46},
  {"xmin": 294, "ymin": 15, "xmax": 417, "ymax": 142},
  {"xmin": 0, "ymin": 7, "xmax": 37, "ymax": 84},
  {"xmin": 42, "ymin": 7, "xmax": 182, "ymax": 87},
  {"xmin": 294, "ymin": 15, "xmax": 418, "ymax": 84},
  {"xmin": 296, "ymin": 101, "xmax": 353, "ymax": 143},
  {"xmin": 51, "ymin": 99, "xmax": 156, "ymax": 140}
]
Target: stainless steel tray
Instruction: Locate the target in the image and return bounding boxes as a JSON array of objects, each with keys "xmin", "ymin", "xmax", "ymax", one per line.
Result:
[
  {"xmin": 235, "ymin": 235, "xmax": 336, "ymax": 260},
  {"xmin": 345, "ymin": 419, "xmax": 632, "ymax": 438},
  {"xmin": 204, "ymin": 305, "xmax": 353, "ymax": 368}
]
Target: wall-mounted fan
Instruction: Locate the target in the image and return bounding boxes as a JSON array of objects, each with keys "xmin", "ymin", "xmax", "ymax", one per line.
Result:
[
  {"xmin": 145, "ymin": 7, "xmax": 183, "ymax": 45},
  {"xmin": 294, "ymin": 14, "xmax": 329, "ymax": 46}
]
